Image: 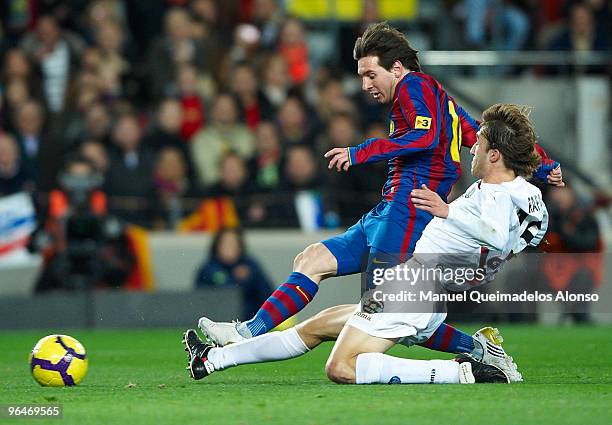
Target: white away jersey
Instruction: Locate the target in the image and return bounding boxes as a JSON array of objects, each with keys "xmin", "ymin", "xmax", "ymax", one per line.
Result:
[{"xmin": 414, "ymin": 177, "xmax": 548, "ymax": 281}]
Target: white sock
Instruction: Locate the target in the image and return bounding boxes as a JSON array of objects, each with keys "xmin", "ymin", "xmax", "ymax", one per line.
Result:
[
  {"xmin": 355, "ymin": 353, "xmax": 460, "ymax": 384},
  {"xmin": 207, "ymin": 328, "xmax": 309, "ymax": 371}
]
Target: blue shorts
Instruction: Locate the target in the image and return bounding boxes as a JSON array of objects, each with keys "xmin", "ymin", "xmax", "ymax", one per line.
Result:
[{"xmin": 322, "ymin": 200, "xmax": 433, "ymax": 276}]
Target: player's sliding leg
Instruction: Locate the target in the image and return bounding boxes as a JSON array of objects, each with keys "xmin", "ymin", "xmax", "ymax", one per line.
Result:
[
  {"xmin": 325, "ymin": 324, "xmax": 469, "ymax": 384},
  {"xmin": 199, "ymin": 243, "xmax": 340, "ymax": 345},
  {"xmin": 325, "ymin": 323, "xmax": 508, "ymax": 385},
  {"xmin": 185, "ymin": 305, "xmax": 355, "ymax": 380},
  {"xmin": 185, "ymin": 328, "xmax": 308, "ymax": 380}
]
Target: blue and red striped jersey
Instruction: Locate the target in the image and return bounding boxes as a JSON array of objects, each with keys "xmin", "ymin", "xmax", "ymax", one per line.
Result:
[{"xmin": 348, "ymin": 72, "xmax": 479, "ymax": 202}]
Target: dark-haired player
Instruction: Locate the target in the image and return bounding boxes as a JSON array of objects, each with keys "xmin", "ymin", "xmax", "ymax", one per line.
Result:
[{"xmin": 198, "ymin": 23, "xmax": 563, "ymax": 368}]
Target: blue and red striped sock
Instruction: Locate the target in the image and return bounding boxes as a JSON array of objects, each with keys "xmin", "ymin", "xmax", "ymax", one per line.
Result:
[
  {"xmin": 419, "ymin": 323, "xmax": 479, "ymax": 357},
  {"xmin": 240, "ymin": 272, "xmax": 319, "ymax": 338}
]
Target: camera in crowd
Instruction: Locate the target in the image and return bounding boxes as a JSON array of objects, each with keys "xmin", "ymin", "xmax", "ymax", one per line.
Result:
[{"xmin": 36, "ymin": 156, "xmax": 134, "ymax": 292}]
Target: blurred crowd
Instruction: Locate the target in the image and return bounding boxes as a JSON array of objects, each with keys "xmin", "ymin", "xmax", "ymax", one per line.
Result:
[{"xmin": 0, "ymin": 0, "xmax": 610, "ymax": 232}]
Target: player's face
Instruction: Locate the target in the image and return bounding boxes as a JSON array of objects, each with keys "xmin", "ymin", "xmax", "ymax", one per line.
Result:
[
  {"xmin": 357, "ymin": 56, "xmax": 396, "ymax": 104},
  {"xmin": 470, "ymin": 131, "xmax": 489, "ymax": 178}
]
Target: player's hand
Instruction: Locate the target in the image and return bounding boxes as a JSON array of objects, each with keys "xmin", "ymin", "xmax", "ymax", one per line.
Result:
[
  {"xmin": 533, "ymin": 161, "xmax": 564, "ymax": 186},
  {"xmin": 547, "ymin": 165, "xmax": 565, "ymax": 187},
  {"xmin": 324, "ymin": 147, "xmax": 351, "ymax": 172},
  {"xmin": 411, "ymin": 184, "xmax": 449, "ymax": 218}
]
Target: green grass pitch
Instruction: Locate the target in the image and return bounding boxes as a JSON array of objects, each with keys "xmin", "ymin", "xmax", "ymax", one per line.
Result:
[{"xmin": 1, "ymin": 325, "xmax": 611, "ymax": 425}]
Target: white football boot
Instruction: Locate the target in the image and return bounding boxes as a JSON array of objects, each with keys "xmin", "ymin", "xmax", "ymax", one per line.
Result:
[
  {"xmin": 198, "ymin": 317, "xmax": 246, "ymax": 346},
  {"xmin": 473, "ymin": 327, "xmax": 523, "ymax": 382}
]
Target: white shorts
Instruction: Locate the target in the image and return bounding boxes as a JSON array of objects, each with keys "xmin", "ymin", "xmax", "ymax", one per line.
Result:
[{"xmin": 346, "ymin": 306, "xmax": 447, "ymax": 347}]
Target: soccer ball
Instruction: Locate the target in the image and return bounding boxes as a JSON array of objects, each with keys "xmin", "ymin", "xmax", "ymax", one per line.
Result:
[{"xmin": 29, "ymin": 335, "xmax": 88, "ymax": 387}]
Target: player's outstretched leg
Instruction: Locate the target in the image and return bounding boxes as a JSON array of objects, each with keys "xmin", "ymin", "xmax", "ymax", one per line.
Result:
[
  {"xmin": 199, "ymin": 243, "xmax": 337, "ymax": 345},
  {"xmin": 186, "ymin": 305, "xmax": 355, "ymax": 380},
  {"xmin": 183, "ymin": 329, "xmax": 215, "ymax": 380}
]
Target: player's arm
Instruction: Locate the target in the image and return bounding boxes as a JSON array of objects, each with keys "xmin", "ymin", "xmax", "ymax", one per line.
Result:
[
  {"xmin": 326, "ymin": 84, "xmax": 439, "ymax": 171},
  {"xmin": 456, "ymin": 102, "xmax": 479, "ymax": 149},
  {"xmin": 411, "ymin": 184, "xmax": 511, "ymax": 251}
]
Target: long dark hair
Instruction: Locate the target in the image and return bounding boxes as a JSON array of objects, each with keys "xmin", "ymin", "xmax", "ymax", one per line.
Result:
[
  {"xmin": 353, "ymin": 22, "xmax": 421, "ymax": 72},
  {"xmin": 209, "ymin": 227, "xmax": 246, "ymax": 262}
]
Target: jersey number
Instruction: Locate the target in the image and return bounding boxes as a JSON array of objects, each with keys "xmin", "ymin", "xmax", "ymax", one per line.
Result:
[{"xmin": 448, "ymin": 101, "xmax": 462, "ymax": 162}]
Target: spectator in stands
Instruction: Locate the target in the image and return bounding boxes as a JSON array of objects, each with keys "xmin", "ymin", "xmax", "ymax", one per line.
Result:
[
  {"xmin": 541, "ymin": 183, "xmax": 604, "ymax": 323},
  {"xmin": 62, "ymin": 73, "xmax": 103, "ymax": 149},
  {"xmin": 314, "ymin": 79, "xmax": 357, "ymax": 128},
  {"xmin": 317, "ymin": 111, "xmax": 356, "ymax": 155},
  {"xmin": 13, "ymin": 100, "xmax": 61, "ymax": 191},
  {"xmin": 249, "ymin": 121, "xmax": 282, "ymax": 192},
  {"xmin": 175, "ymin": 64, "xmax": 207, "ymax": 141},
  {"xmin": 3, "ymin": 78, "xmax": 32, "ymax": 134},
  {"xmin": 271, "ymin": 143, "xmax": 328, "ymax": 230},
  {"xmin": 1, "ymin": 48, "xmax": 43, "ymax": 104},
  {"xmin": 321, "ymin": 113, "xmax": 380, "ymax": 225},
  {"xmin": 83, "ymin": 102, "xmax": 113, "ymax": 145},
  {"xmin": 230, "ymin": 62, "xmax": 274, "ymax": 130},
  {"xmin": 153, "ymin": 146, "xmax": 200, "ymax": 230},
  {"xmin": 190, "ymin": 93, "xmax": 255, "ymax": 187},
  {"xmin": 85, "ymin": 0, "xmax": 128, "ymax": 39},
  {"xmin": 190, "ymin": 0, "xmax": 220, "ymax": 39},
  {"xmin": 12, "ymin": 101, "xmax": 43, "ymax": 158},
  {"xmin": 207, "ymin": 152, "xmax": 252, "ymax": 198},
  {"xmin": 79, "ymin": 139, "xmax": 108, "ymax": 174},
  {"xmin": 19, "ymin": 15, "xmax": 85, "ymax": 113},
  {"xmin": 105, "ymin": 113, "xmax": 155, "ymax": 226},
  {"xmin": 0, "ymin": 132, "xmax": 34, "ymax": 195},
  {"xmin": 260, "ymin": 54, "xmax": 290, "ymax": 110},
  {"xmin": 195, "ymin": 227, "xmax": 273, "ymax": 319},
  {"xmin": 189, "ymin": 0, "xmax": 225, "ymax": 82},
  {"xmin": 313, "ymin": 76, "xmax": 357, "ymax": 136},
  {"xmin": 94, "ymin": 20, "xmax": 131, "ymax": 101},
  {"xmin": 146, "ymin": 7, "xmax": 210, "ymax": 100},
  {"xmin": 65, "ymin": 64, "xmax": 103, "ymax": 108},
  {"xmin": 277, "ymin": 96, "xmax": 313, "ymax": 146},
  {"xmin": 277, "ymin": 18, "xmax": 310, "ymax": 86},
  {"xmin": 283, "ymin": 144, "xmax": 321, "ymax": 191},
  {"xmin": 252, "ymin": 0, "xmax": 284, "ymax": 50},
  {"xmin": 80, "ymin": 46, "xmax": 103, "ymax": 74},
  {"xmin": 546, "ymin": 1, "xmax": 610, "ymax": 74},
  {"xmin": 144, "ymin": 98, "xmax": 187, "ymax": 151}
]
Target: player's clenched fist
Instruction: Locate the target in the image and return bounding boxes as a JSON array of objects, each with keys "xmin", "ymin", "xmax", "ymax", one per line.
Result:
[
  {"xmin": 411, "ymin": 184, "xmax": 449, "ymax": 218},
  {"xmin": 324, "ymin": 147, "xmax": 351, "ymax": 172},
  {"xmin": 547, "ymin": 165, "xmax": 564, "ymax": 187}
]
